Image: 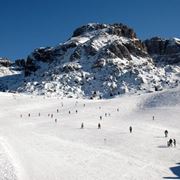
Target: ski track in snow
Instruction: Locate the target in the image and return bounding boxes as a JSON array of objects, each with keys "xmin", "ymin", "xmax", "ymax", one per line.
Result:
[{"xmin": 0, "ymin": 89, "xmax": 180, "ymax": 180}]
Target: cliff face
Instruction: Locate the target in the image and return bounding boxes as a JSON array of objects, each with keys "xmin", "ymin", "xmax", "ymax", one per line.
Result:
[{"xmin": 144, "ymin": 37, "xmax": 180, "ymax": 65}]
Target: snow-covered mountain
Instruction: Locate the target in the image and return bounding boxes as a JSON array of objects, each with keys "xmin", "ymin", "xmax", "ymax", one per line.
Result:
[{"xmin": 0, "ymin": 23, "xmax": 180, "ymax": 98}]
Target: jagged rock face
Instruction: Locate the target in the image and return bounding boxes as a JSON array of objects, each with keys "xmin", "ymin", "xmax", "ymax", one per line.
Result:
[
  {"xmin": 144, "ymin": 37, "xmax": 180, "ymax": 65},
  {"xmin": 72, "ymin": 23, "xmax": 137, "ymax": 39},
  {"xmin": 15, "ymin": 59, "xmax": 25, "ymax": 68},
  {"xmin": 0, "ymin": 58, "xmax": 13, "ymax": 67},
  {"xmin": 0, "ymin": 58, "xmax": 21, "ymax": 82},
  {"xmin": 24, "ymin": 56, "xmax": 38, "ymax": 76}
]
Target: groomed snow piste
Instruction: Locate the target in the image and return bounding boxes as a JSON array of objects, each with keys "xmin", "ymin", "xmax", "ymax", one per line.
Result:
[{"xmin": 0, "ymin": 88, "xmax": 180, "ymax": 180}]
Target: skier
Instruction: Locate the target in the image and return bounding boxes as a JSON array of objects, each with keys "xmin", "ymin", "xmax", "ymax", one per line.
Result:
[
  {"xmin": 168, "ymin": 139, "xmax": 173, "ymax": 147},
  {"xmin": 152, "ymin": 116, "xmax": 155, "ymax": 120},
  {"xmin": 57, "ymin": 109, "xmax": 59, "ymax": 113},
  {"xmin": 100, "ymin": 116, "xmax": 102, "ymax": 120},
  {"xmin": 164, "ymin": 130, "xmax": 168, "ymax": 137},
  {"xmin": 129, "ymin": 126, "xmax": 132, "ymax": 133},
  {"xmin": 81, "ymin": 123, "xmax": 84, "ymax": 129},
  {"xmin": 38, "ymin": 113, "xmax": 40, "ymax": 116},
  {"xmin": 173, "ymin": 139, "xmax": 176, "ymax": 147},
  {"xmin": 105, "ymin": 113, "xmax": 107, "ymax": 117},
  {"xmin": 76, "ymin": 110, "xmax": 78, "ymax": 114},
  {"xmin": 117, "ymin": 108, "xmax": 119, "ymax": 112},
  {"xmin": 55, "ymin": 119, "xmax": 57, "ymax": 123},
  {"xmin": 51, "ymin": 114, "xmax": 53, "ymax": 118},
  {"xmin": 28, "ymin": 113, "xmax": 30, "ymax": 117},
  {"xmin": 20, "ymin": 114, "xmax": 22, "ymax": 118},
  {"xmin": 98, "ymin": 123, "xmax": 101, "ymax": 129}
]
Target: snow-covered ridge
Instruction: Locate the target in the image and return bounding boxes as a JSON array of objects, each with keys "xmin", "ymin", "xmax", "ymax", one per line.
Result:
[{"xmin": 0, "ymin": 23, "xmax": 180, "ymax": 98}]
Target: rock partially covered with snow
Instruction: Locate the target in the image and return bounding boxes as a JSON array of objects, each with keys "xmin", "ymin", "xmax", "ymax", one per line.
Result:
[
  {"xmin": 0, "ymin": 58, "xmax": 13, "ymax": 68},
  {"xmin": 144, "ymin": 37, "xmax": 180, "ymax": 65}
]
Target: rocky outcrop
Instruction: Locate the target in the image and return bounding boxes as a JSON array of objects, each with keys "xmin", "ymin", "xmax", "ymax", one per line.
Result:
[
  {"xmin": 144, "ymin": 37, "xmax": 180, "ymax": 65},
  {"xmin": 72, "ymin": 23, "xmax": 137, "ymax": 39},
  {"xmin": 24, "ymin": 56, "xmax": 39, "ymax": 76},
  {"xmin": 108, "ymin": 40, "xmax": 132, "ymax": 60},
  {"xmin": 0, "ymin": 58, "xmax": 13, "ymax": 67},
  {"xmin": 15, "ymin": 59, "xmax": 25, "ymax": 68},
  {"xmin": 31, "ymin": 47, "xmax": 54, "ymax": 63}
]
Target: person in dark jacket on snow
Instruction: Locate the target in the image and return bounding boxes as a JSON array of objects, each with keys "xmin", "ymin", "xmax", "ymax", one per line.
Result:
[
  {"xmin": 173, "ymin": 139, "xmax": 176, "ymax": 147},
  {"xmin": 81, "ymin": 123, "xmax": 84, "ymax": 129},
  {"xmin": 129, "ymin": 126, "xmax": 132, "ymax": 133},
  {"xmin": 164, "ymin": 130, "xmax": 168, "ymax": 137},
  {"xmin": 98, "ymin": 123, "xmax": 101, "ymax": 129}
]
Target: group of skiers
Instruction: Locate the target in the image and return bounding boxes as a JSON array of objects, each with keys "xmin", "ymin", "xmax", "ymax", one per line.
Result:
[
  {"xmin": 19, "ymin": 103, "xmax": 177, "ymax": 148},
  {"xmin": 167, "ymin": 138, "xmax": 176, "ymax": 147},
  {"xmin": 164, "ymin": 130, "xmax": 176, "ymax": 147}
]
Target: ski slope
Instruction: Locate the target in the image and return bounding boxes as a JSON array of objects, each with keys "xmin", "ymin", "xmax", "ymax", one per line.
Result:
[{"xmin": 0, "ymin": 89, "xmax": 180, "ymax": 180}]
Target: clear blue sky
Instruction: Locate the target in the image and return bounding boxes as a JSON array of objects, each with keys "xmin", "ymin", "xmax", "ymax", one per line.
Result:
[{"xmin": 0, "ymin": 0, "xmax": 180, "ymax": 60}]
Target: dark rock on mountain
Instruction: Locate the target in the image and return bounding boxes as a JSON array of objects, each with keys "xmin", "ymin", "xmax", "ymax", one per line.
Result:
[
  {"xmin": 0, "ymin": 58, "xmax": 13, "ymax": 67},
  {"xmin": 72, "ymin": 23, "xmax": 137, "ymax": 39},
  {"xmin": 31, "ymin": 47, "xmax": 54, "ymax": 63},
  {"xmin": 144, "ymin": 37, "xmax": 180, "ymax": 65},
  {"xmin": 24, "ymin": 56, "xmax": 39, "ymax": 76}
]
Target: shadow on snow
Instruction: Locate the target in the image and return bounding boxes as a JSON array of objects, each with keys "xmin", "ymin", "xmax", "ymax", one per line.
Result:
[{"xmin": 164, "ymin": 163, "xmax": 180, "ymax": 179}]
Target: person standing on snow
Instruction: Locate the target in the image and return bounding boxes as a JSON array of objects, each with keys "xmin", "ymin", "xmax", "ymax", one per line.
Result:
[
  {"xmin": 81, "ymin": 123, "xmax": 84, "ymax": 129},
  {"xmin": 173, "ymin": 139, "xmax": 176, "ymax": 147},
  {"xmin": 165, "ymin": 130, "xmax": 168, "ymax": 137},
  {"xmin": 98, "ymin": 123, "xmax": 101, "ymax": 129},
  {"xmin": 129, "ymin": 126, "xmax": 132, "ymax": 133}
]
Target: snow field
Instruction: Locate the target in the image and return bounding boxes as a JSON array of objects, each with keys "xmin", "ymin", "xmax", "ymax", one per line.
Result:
[{"xmin": 0, "ymin": 90, "xmax": 179, "ymax": 179}]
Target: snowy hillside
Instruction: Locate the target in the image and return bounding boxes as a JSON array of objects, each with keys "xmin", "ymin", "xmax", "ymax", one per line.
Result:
[
  {"xmin": 0, "ymin": 23, "xmax": 180, "ymax": 98},
  {"xmin": 0, "ymin": 88, "xmax": 180, "ymax": 179}
]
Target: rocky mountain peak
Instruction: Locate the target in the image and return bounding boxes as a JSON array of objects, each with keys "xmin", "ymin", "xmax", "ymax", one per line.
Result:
[{"xmin": 72, "ymin": 23, "xmax": 137, "ymax": 39}]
